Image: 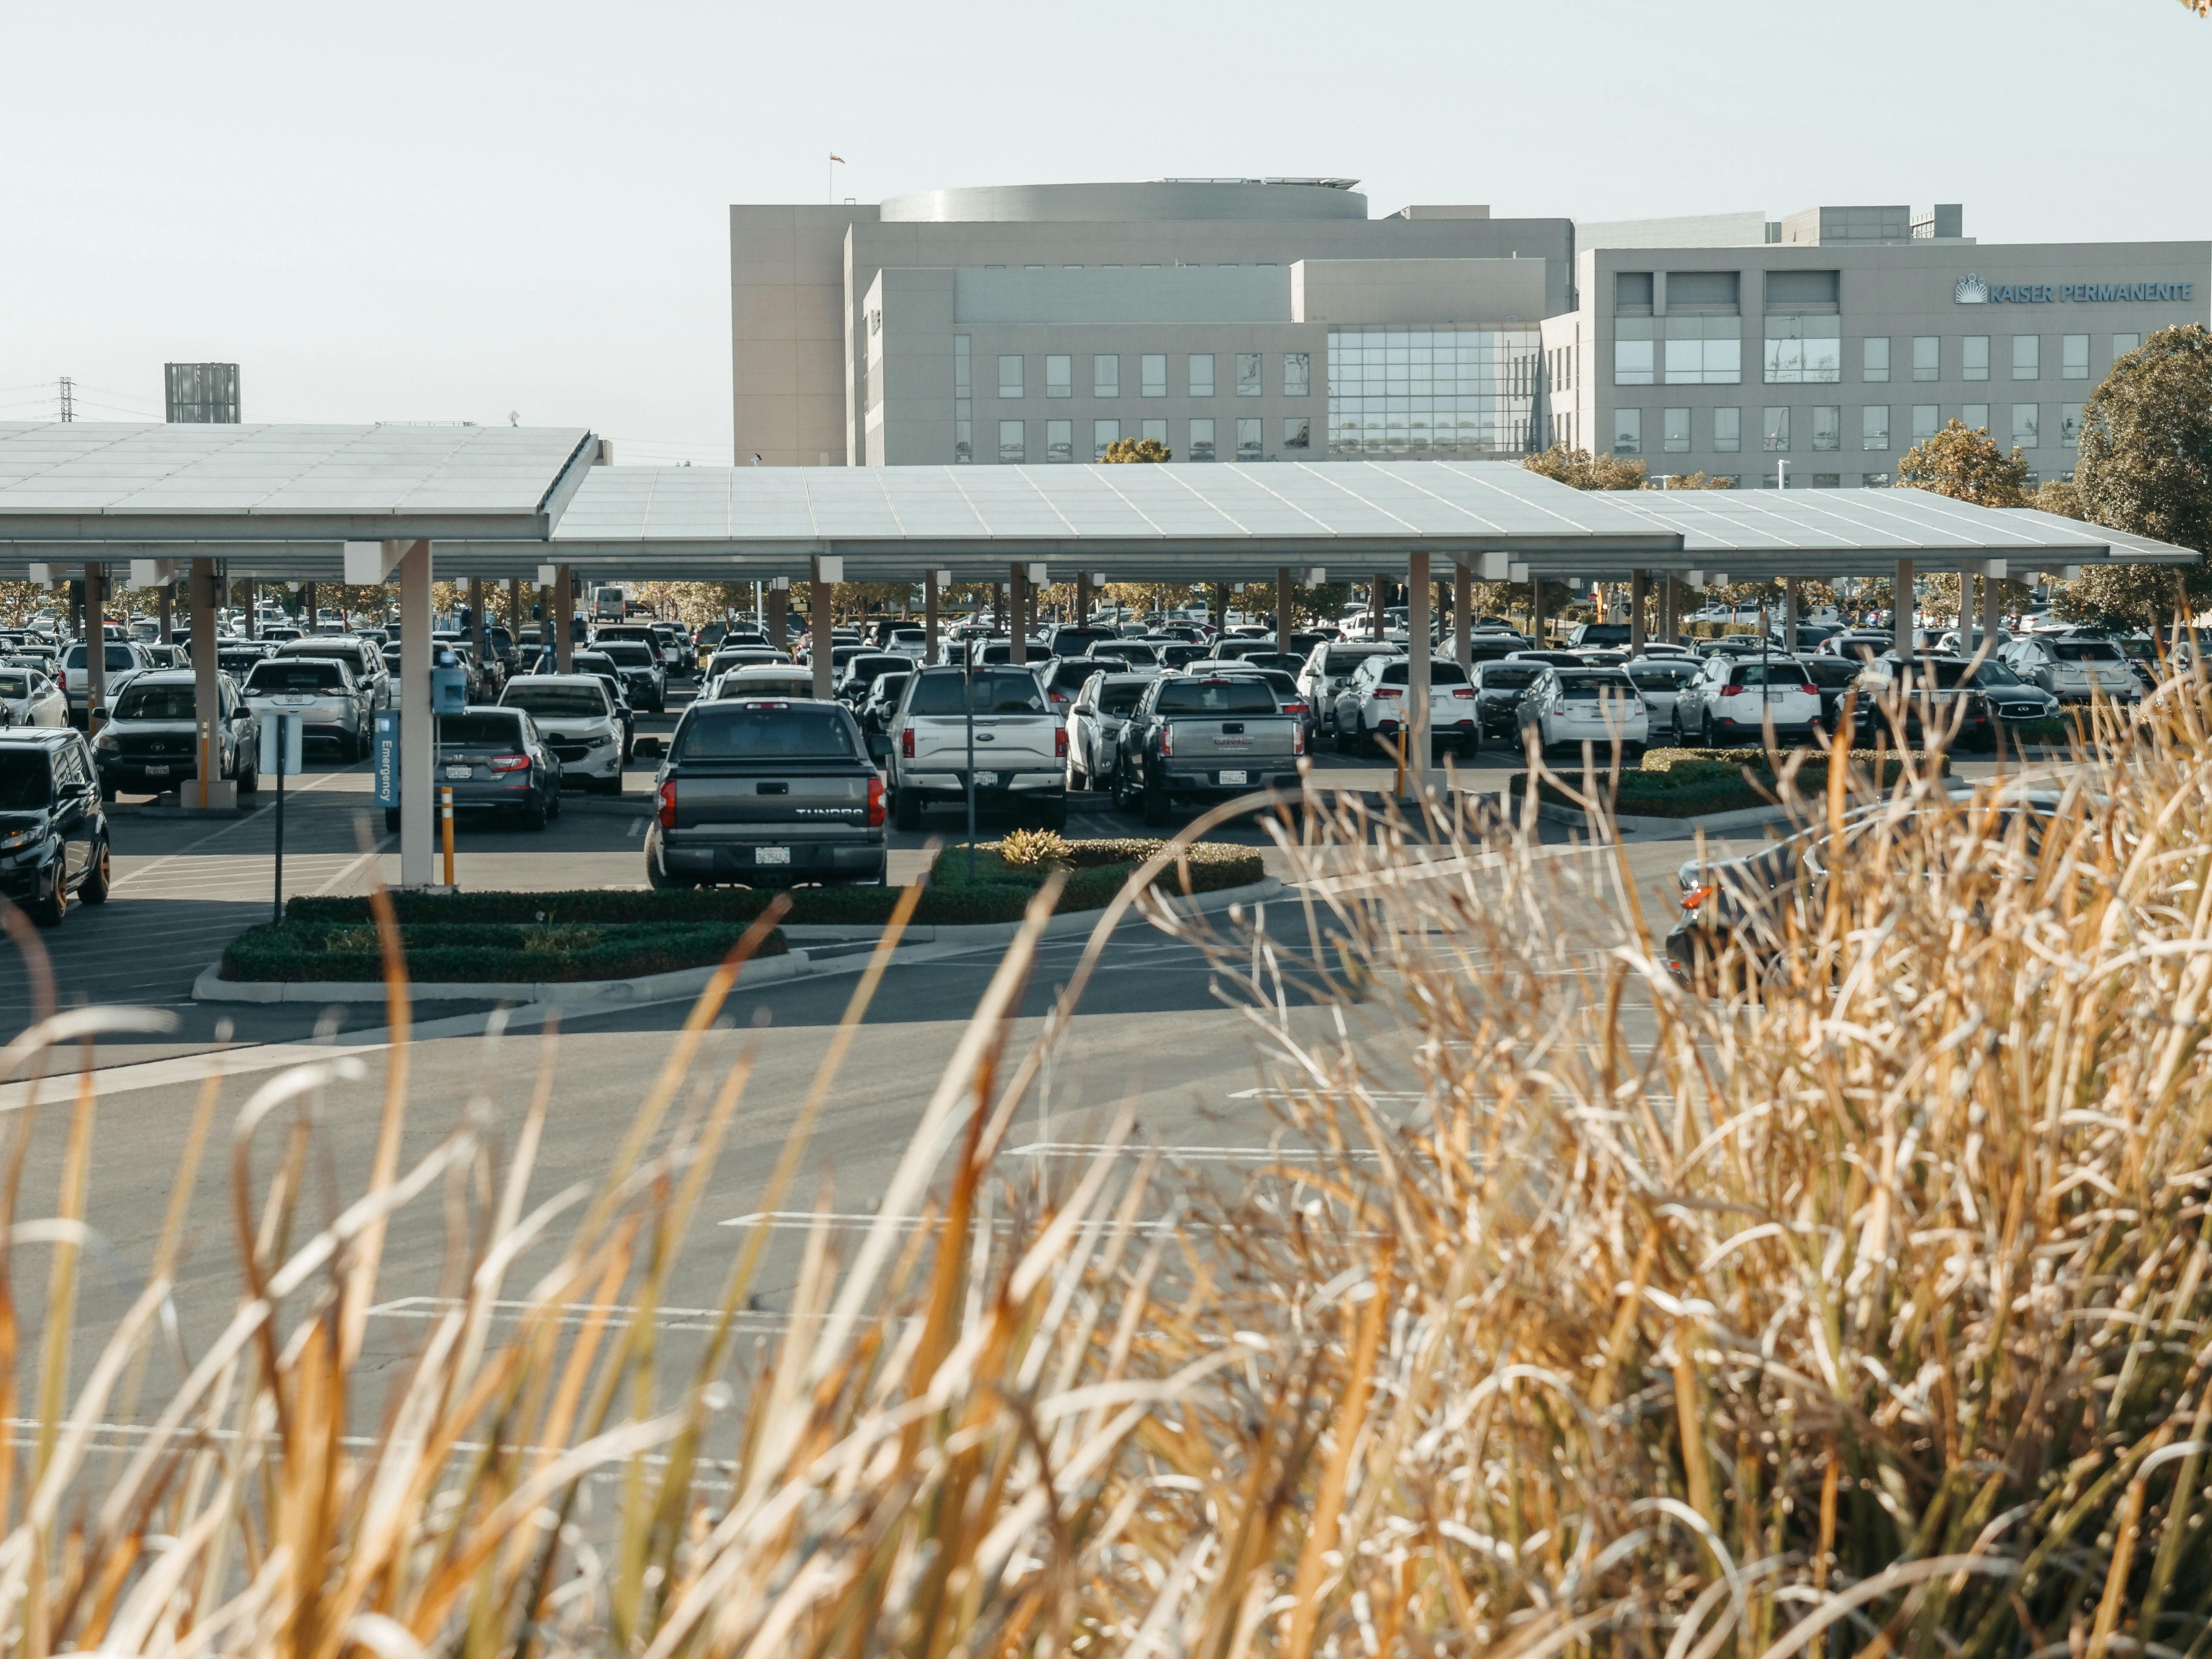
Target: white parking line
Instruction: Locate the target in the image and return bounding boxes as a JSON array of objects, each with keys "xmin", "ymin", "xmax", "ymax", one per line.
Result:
[
  {"xmin": 719, "ymin": 1210, "xmax": 1207, "ymax": 1235},
  {"xmin": 1009, "ymin": 1140, "xmax": 1379, "ymax": 1163},
  {"xmin": 367, "ymin": 1294, "xmax": 858, "ymax": 1333},
  {"xmin": 1225, "ymin": 1086, "xmax": 1426, "ymax": 1101}
]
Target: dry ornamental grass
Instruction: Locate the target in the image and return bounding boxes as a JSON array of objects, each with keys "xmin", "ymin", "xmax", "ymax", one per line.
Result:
[{"xmin": 0, "ymin": 677, "xmax": 2206, "ymax": 1657}]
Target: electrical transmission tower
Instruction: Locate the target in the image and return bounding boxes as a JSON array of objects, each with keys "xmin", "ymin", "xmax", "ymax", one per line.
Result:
[{"xmin": 58, "ymin": 378, "xmax": 74, "ymax": 422}]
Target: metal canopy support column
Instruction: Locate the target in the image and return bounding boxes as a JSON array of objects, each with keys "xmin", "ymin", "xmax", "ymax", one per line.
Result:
[
  {"xmin": 767, "ymin": 579, "xmax": 787, "ymax": 653},
  {"xmin": 553, "ymin": 566, "xmax": 574, "ymax": 672},
  {"xmin": 1212, "ymin": 580, "xmax": 1229, "ymax": 634},
  {"xmin": 1982, "ymin": 561, "xmax": 2002, "ymax": 646},
  {"xmin": 1275, "ymin": 568, "xmax": 1293, "ymax": 644},
  {"xmin": 399, "ymin": 540, "xmax": 435, "ymax": 888},
  {"xmin": 469, "ymin": 576, "xmax": 485, "ymax": 664},
  {"xmin": 1371, "ymin": 573, "xmax": 1386, "ymax": 641},
  {"xmin": 1453, "ymin": 560, "xmax": 1473, "ymax": 675},
  {"xmin": 507, "ymin": 577, "xmax": 521, "ymax": 643},
  {"xmin": 157, "ymin": 578, "xmax": 172, "ymax": 643},
  {"xmin": 1074, "ymin": 571, "xmax": 1091, "ymax": 628},
  {"xmin": 1406, "ymin": 550, "xmax": 1432, "ymax": 795},
  {"xmin": 924, "ymin": 569, "xmax": 941, "ymax": 666},
  {"xmin": 1010, "ymin": 564, "xmax": 1028, "ymax": 664},
  {"xmin": 1630, "ymin": 569, "xmax": 1648, "ymax": 655},
  {"xmin": 810, "ymin": 557, "xmax": 836, "ymax": 701},
  {"xmin": 302, "ymin": 581, "xmax": 314, "ymax": 632},
  {"xmin": 1959, "ymin": 563, "xmax": 1976, "ymax": 641},
  {"xmin": 83, "ymin": 564, "xmax": 105, "ymax": 732},
  {"xmin": 189, "ymin": 559, "xmax": 222, "ymax": 811},
  {"xmin": 1784, "ymin": 576, "xmax": 1800, "ymax": 646},
  {"xmin": 1896, "ymin": 559, "xmax": 1915, "ymax": 661},
  {"xmin": 1530, "ymin": 574, "xmax": 1547, "ymax": 648}
]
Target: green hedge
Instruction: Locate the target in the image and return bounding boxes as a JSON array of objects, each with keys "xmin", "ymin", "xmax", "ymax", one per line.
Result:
[
  {"xmin": 1641, "ymin": 746, "xmax": 1951, "ymax": 781},
  {"xmin": 1507, "ymin": 748, "xmax": 1953, "ymax": 820},
  {"xmin": 222, "ymin": 920, "xmax": 788, "ymax": 984},
  {"xmin": 269, "ymin": 838, "xmax": 1267, "ymax": 939}
]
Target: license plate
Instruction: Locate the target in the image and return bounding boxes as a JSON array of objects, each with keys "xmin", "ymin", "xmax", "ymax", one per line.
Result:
[
  {"xmin": 755, "ymin": 846, "xmax": 791, "ymax": 866},
  {"xmin": 281, "ymin": 694, "xmax": 309, "ymax": 704},
  {"xmin": 1219, "ymin": 769, "xmax": 1248, "ymax": 786},
  {"xmin": 144, "ymin": 763, "xmax": 170, "ymax": 776},
  {"xmin": 444, "ymin": 764, "xmax": 473, "ymax": 780}
]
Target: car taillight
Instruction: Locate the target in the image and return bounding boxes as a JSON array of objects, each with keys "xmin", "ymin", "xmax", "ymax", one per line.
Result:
[
  {"xmin": 900, "ymin": 728, "xmax": 914, "ymax": 758},
  {"xmin": 1451, "ymin": 687, "xmax": 1475, "ymax": 699},
  {"xmin": 1054, "ymin": 725, "xmax": 1068, "ymax": 758},
  {"xmin": 1373, "ymin": 686, "xmax": 1401, "ymax": 699},
  {"xmin": 657, "ymin": 779, "xmax": 677, "ymax": 829},
  {"xmin": 1050, "ymin": 691, "xmax": 1068, "ymax": 705},
  {"xmin": 489, "ymin": 754, "xmax": 530, "ymax": 772},
  {"xmin": 1159, "ymin": 725, "xmax": 1172, "ymax": 757},
  {"xmin": 866, "ymin": 774, "xmax": 885, "ymax": 827},
  {"xmin": 1681, "ymin": 884, "xmax": 1713, "ymax": 912},
  {"xmin": 1719, "ymin": 683, "xmax": 1746, "ymax": 697},
  {"xmin": 1283, "ymin": 700, "xmax": 1307, "ymax": 714},
  {"xmin": 1294, "ymin": 722, "xmax": 1307, "ymax": 756}
]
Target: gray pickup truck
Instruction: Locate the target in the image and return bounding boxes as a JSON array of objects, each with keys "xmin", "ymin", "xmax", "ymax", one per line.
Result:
[
  {"xmin": 645, "ymin": 698, "xmax": 885, "ymax": 888},
  {"xmin": 1111, "ymin": 673, "xmax": 1304, "ymax": 825}
]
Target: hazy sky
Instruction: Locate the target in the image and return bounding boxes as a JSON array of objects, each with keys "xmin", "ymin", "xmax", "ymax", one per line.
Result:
[{"xmin": 6, "ymin": 0, "xmax": 2208, "ymax": 463}]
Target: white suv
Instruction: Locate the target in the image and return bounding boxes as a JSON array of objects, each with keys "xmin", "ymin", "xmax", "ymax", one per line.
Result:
[
  {"xmin": 1329, "ymin": 656, "xmax": 1479, "ymax": 760},
  {"xmin": 2001, "ymin": 633, "xmax": 2142, "ymax": 704}
]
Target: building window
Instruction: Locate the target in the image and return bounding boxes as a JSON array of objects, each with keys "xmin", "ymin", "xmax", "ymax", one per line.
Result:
[
  {"xmin": 1046, "ymin": 419, "xmax": 1073, "ymax": 462},
  {"xmin": 1912, "ymin": 336, "xmax": 1939, "ymax": 381},
  {"xmin": 1092, "ymin": 419, "xmax": 1120, "ymax": 460},
  {"xmin": 1283, "ymin": 416, "xmax": 1310, "ymax": 450},
  {"xmin": 998, "ymin": 355, "xmax": 1024, "ymax": 399},
  {"xmin": 2061, "ymin": 404, "xmax": 2083, "ymax": 446},
  {"xmin": 1862, "ymin": 472, "xmax": 1892, "ymax": 488},
  {"xmin": 1614, "ymin": 320, "xmax": 1655, "ymax": 385},
  {"xmin": 1283, "ymin": 352, "xmax": 1310, "ymax": 397},
  {"xmin": 1325, "ymin": 325, "xmax": 1543, "ymax": 458},
  {"xmin": 1862, "ymin": 405, "xmax": 1890, "ymax": 450},
  {"xmin": 1236, "ymin": 417, "xmax": 1263, "ymax": 460},
  {"xmin": 1188, "ymin": 355, "xmax": 1215, "ymax": 398},
  {"xmin": 1963, "ymin": 403, "xmax": 1990, "ymax": 433},
  {"xmin": 1811, "ymin": 474, "xmax": 1841, "ymax": 489},
  {"xmin": 998, "ymin": 420, "xmax": 1025, "ymax": 464},
  {"xmin": 1093, "ymin": 355, "xmax": 1118, "ymax": 398},
  {"xmin": 1189, "ymin": 417, "xmax": 1216, "ymax": 460},
  {"xmin": 1912, "ymin": 405, "xmax": 1939, "ymax": 442},
  {"xmin": 1713, "ymin": 407, "xmax": 1742, "ymax": 452},
  {"xmin": 954, "ymin": 335, "xmax": 972, "ymax": 464},
  {"xmin": 1045, "ymin": 355, "xmax": 1072, "ymax": 398},
  {"xmin": 1962, "ymin": 336, "xmax": 1989, "ymax": 381},
  {"xmin": 1141, "ymin": 355, "xmax": 1167, "ymax": 397},
  {"xmin": 1236, "ymin": 354, "xmax": 1263, "ymax": 397},
  {"xmin": 1615, "ymin": 271, "xmax": 1655, "ymax": 311},
  {"xmin": 2012, "ymin": 335, "xmax": 2040, "ymax": 380},
  {"xmin": 1811, "ymin": 406, "xmax": 1842, "ymax": 451},
  {"xmin": 2114, "ymin": 332, "xmax": 2141, "ymax": 358},
  {"xmin": 1612, "ymin": 408, "xmax": 1642, "ymax": 455},
  {"xmin": 1663, "ymin": 407, "xmax": 1691, "ymax": 452},
  {"xmin": 1862, "ymin": 337, "xmax": 1890, "ymax": 382},
  {"xmin": 2012, "ymin": 404, "xmax": 2039, "ymax": 448},
  {"xmin": 1141, "ymin": 418, "xmax": 1168, "ymax": 447},
  {"xmin": 2062, "ymin": 335, "xmax": 2090, "ymax": 380},
  {"xmin": 1763, "ymin": 407, "xmax": 1791, "ymax": 451},
  {"xmin": 1764, "ymin": 316, "xmax": 1841, "ymax": 383},
  {"xmin": 1663, "ymin": 318, "xmax": 1740, "ymax": 384}
]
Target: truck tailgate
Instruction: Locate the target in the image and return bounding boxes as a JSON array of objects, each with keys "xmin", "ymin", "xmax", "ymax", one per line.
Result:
[
  {"xmin": 909, "ymin": 715, "xmax": 1059, "ymax": 768},
  {"xmin": 673, "ymin": 768, "xmax": 870, "ymax": 839}
]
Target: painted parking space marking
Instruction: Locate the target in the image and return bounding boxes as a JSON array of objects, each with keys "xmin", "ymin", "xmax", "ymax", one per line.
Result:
[
  {"xmin": 367, "ymin": 1293, "xmax": 859, "ymax": 1334},
  {"xmin": 1009, "ymin": 1140, "xmax": 1379, "ymax": 1164}
]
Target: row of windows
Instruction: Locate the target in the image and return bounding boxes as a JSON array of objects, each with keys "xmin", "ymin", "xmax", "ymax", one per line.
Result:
[
  {"xmin": 1606, "ymin": 402, "xmax": 2087, "ymax": 456},
  {"xmin": 993, "ymin": 351, "xmax": 1308, "ymax": 400},
  {"xmin": 1611, "ymin": 330, "xmax": 2142, "ymax": 389},
  {"xmin": 1657, "ymin": 471, "xmax": 2070, "ymax": 489},
  {"xmin": 990, "ymin": 416, "xmax": 1314, "ymax": 463}
]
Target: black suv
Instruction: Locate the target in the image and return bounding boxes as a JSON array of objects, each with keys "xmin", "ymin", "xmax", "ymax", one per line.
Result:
[{"xmin": 0, "ymin": 729, "xmax": 112, "ymax": 925}]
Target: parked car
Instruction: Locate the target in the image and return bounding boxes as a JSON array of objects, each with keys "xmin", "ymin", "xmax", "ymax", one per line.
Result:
[
  {"xmin": 1623, "ymin": 659, "xmax": 1702, "ymax": 738},
  {"xmin": 1036, "ymin": 657, "xmax": 1104, "ymax": 719},
  {"xmin": 594, "ymin": 622, "xmax": 686, "ymax": 681},
  {"xmin": 58, "ymin": 640, "xmax": 153, "ymax": 725},
  {"xmin": 883, "ymin": 627, "xmax": 933, "ymax": 663},
  {"xmin": 883, "ymin": 666, "xmax": 1067, "ymax": 831},
  {"xmin": 704, "ymin": 647, "xmax": 790, "ymax": 683},
  {"xmin": 1471, "ymin": 660, "xmax": 1545, "ymax": 740},
  {"xmin": 1328, "ymin": 656, "xmax": 1478, "ymax": 760},
  {"xmin": 565, "ymin": 649, "xmax": 637, "ymax": 757},
  {"xmin": 239, "ymin": 655, "xmax": 372, "ymax": 759},
  {"xmin": 92, "ymin": 669, "xmax": 259, "ymax": 798},
  {"xmin": 1048, "ymin": 625, "xmax": 1120, "ymax": 658},
  {"xmin": 2001, "ymin": 633, "xmax": 2142, "ymax": 704},
  {"xmin": 0, "ymin": 728, "xmax": 112, "ymax": 924},
  {"xmin": 1063, "ymin": 671, "xmax": 1152, "ymax": 792},
  {"xmin": 836, "ymin": 652, "xmax": 915, "ymax": 708},
  {"xmin": 383, "ymin": 706, "xmax": 561, "ymax": 831},
  {"xmin": 858, "ymin": 670, "xmax": 911, "ymax": 735},
  {"xmin": 1565, "ymin": 622, "xmax": 1634, "ymax": 651},
  {"xmin": 1796, "ymin": 655, "xmax": 1868, "ymax": 734},
  {"xmin": 1816, "ymin": 630, "xmax": 1896, "ymax": 661},
  {"xmin": 589, "ymin": 639, "xmax": 667, "ymax": 712},
  {"xmin": 1514, "ymin": 667, "xmax": 1650, "ymax": 756},
  {"xmin": 0, "ymin": 665, "xmax": 70, "ymax": 728},
  {"xmin": 1296, "ymin": 640, "xmax": 1401, "ymax": 745},
  {"xmin": 710, "ymin": 665, "xmax": 816, "ymax": 702},
  {"xmin": 1850, "ymin": 652, "xmax": 2004, "ymax": 748},
  {"xmin": 1112, "ymin": 672, "xmax": 1305, "ymax": 826},
  {"xmin": 648, "ymin": 697, "xmax": 884, "ymax": 888},
  {"xmin": 216, "ymin": 640, "xmax": 275, "ymax": 680},
  {"xmin": 1085, "ymin": 639, "xmax": 1165, "ymax": 671},
  {"xmin": 499, "ymin": 674, "xmax": 626, "ymax": 794},
  {"xmin": 275, "ymin": 635, "xmax": 392, "ymax": 709},
  {"xmin": 1670, "ymin": 655, "xmax": 1821, "ymax": 747}
]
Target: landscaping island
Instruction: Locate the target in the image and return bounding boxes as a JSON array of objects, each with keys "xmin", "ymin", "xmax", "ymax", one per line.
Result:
[{"xmin": 1504, "ymin": 746, "xmax": 1953, "ymax": 819}]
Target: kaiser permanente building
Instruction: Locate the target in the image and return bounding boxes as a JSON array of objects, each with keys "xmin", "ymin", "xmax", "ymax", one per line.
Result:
[{"xmin": 728, "ymin": 182, "xmax": 2208, "ymax": 486}]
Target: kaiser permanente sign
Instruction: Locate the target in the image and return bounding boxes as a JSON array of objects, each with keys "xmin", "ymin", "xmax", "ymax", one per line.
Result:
[{"xmin": 1956, "ymin": 273, "xmax": 2196, "ymax": 304}]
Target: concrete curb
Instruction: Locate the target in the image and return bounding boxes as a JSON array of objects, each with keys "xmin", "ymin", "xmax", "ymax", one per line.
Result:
[
  {"xmin": 192, "ymin": 947, "xmax": 813, "ymax": 1006},
  {"xmin": 778, "ymin": 875, "xmax": 1285, "ymax": 946},
  {"xmin": 1528, "ymin": 798, "xmax": 1793, "ymax": 837}
]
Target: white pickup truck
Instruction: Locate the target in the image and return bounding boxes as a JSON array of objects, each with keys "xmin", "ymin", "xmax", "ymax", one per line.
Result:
[{"xmin": 881, "ymin": 666, "xmax": 1066, "ymax": 831}]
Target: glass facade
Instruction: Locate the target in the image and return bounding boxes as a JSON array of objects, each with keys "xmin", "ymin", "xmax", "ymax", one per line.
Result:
[
  {"xmin": 1614, "ymin": 324, "xmax": 1655, "ymax": 385},
  {"xmin": 1913, "ymin": 336, "xmax": 1939, "ymax": 381},
  {"xmin": 1325, "ymin": 327, "xmax": 1541, "ymax": 458},
  {"xmin": 1811, "ymin": 406, "xmax": 1842, "ymax": 451},
  {"xmin": 1141, "ymin": 418, "xmax": 1168, "ymax": 447},
  {"xmin": 1283, "ymin": 416, "xmax": 1310, "ymax": 450},
  {"xmin": 1663, "ymin": 318, "xmax": 1740, "ymax": 384},
  {"xmin": 2012, "ymin": 404, "xmax": 2039, "ymax": 448},
  {"xmin": 2062, "ymin": 335, "xmax": 2090, "ymax": 380},
  {"xmin": 1764, "ymin": 316, "xmax": 1841, "ymax": 383},
  {"xmin": 1862, "ymin": 337, "xmax": 1889, "ymax": 382},
  {"xmin": 1964, "ymin": 403, "xmax": 1990, "ymax": 433},
  {"xmin": 998, "ymin": 355, "xmax": 1023, "ymax": 399},
  {"xmin": 2114, "ymin": 333, "xmax": 2141, "ymax": 358},
  {"xmin": 1612, "ymin": 408, "xmax": 1641, "ymax": 455},
  {"xmin": 1283, "ymin": 352, "xmax": 1310, "ymax": 397},
  {"xmin": 2012, "ymin": 335, "xmax": 2040, "ymax": 379},
  {"xmin": 1763, "ymin": 407, "xmax": 1791, "ymax": 451},
  {"xmin": 1963, "ymin": 336, "xmax": 1989, "ymax": 381},
  {"xmin": 954, "ymin": 335, "xmax": 972, "ymax": 463},
  {"xmin": 2061, "ymin": 403, "xmax": 2083, "ymax": 447},
  {"xmin": 1912, "ymin": 405, "xmax": 1939, "ymax": 442}
]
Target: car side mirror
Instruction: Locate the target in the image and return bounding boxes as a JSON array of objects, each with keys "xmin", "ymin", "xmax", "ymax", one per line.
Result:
[
  {"xmin": 633, "ymin": 736, "xmax": 665, "ymax": 760},
  {"xmin": 865, "ymin": 732, "xmax": 893, "ymax": 762}
]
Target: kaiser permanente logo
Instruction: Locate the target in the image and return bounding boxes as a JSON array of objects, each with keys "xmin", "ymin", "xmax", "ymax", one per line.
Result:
[{"xmin": 1955, "ymin": 272, "xmax": 2195, "ymax": 304}]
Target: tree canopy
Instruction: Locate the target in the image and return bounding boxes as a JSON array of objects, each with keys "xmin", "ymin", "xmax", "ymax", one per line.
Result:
[
  {"xmin": 1100, "ymin": 437, "xmax": 1171, "ymax": 463},
  {"xmin": 1522, "ymin": 444, "xmax": 1647, "ymax": 491},
  {"xmin": 1895, "ymin": 420, "xmax": 2030, "ymax": 506}
]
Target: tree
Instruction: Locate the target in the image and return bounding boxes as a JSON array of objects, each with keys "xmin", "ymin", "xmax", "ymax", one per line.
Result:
[
  {"xmin": 1895, "ymin": 419, "xmax": 2030, "ymax": 506},
  {"xmin": 1522, "ymin": 443, "xmax": 1647, "ymax": 491},
  {"xmin": 1661, "ymin": 472, "xmax": 1735, "ymax": 490},
  {"xmin": 1100, "ymin": 437, "xmax": 1170, "ymax": 463}
]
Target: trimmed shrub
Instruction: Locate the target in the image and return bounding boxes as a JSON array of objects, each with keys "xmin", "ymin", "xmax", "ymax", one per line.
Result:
[{"xmin": 221, "ymin": 919, "xmax": 788, "ymax": 984}]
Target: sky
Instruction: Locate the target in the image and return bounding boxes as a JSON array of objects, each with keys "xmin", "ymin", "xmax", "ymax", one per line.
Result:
[{"xmin": 5, "ymin": 0, "xmax": 2208, "ymax": 464}]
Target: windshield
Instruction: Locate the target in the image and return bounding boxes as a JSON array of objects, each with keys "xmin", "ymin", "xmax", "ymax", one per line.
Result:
[
  {"xmin": 1735, "ymin": 663, "xmax": 1813, "ymax": 687},
  {"xmin": 1089, "ymin": 642, "xmax": 1159, "ymax": 665},
  {"xmin": 0, "ymin": 674, "xmax": 33, "ymax": 699},
  {"xmin": 1375, "ymin": 662, "xmax": 1470, "ymax": 687},
  {"xmin": 1963, "ymin": 661, "xmax": 2026, "ymax": 687},
  {"xmin": 846, "ymin": 656, "xmax": 906, "ymax": 682},
  {"xmin": 907, "ymin": 670, "xmax": 1048, "ymax": 716},
  {"xmin": 502, "ymin": 684, "xmax": 608, "ymax": 718},
  {"xmin": 65, "ymin": 645, "xmax": 140, "ymax": 670},
  {"xmin": 1155, "ymin": 679, "xmax": 1278, "ymax": 715},
  {"xmin": 597, "ymin": 643, "xmax": 653, "ymax": 667},
  {"xmin": 1157, "ymin": 643, "xmax": 1207, "ymax": 669},
  {"xmin": 719, "ymin": 675, "xmax": 813, "ymax": 699},
  {"xmin": 114, "ymin": 683, "xmax": 199, "ymax": 721},
  {"xmin": 244, "ymin": 662, "xmax": 346, "ymax": 693},
  {"xmin": 1557, "ymin": 674, "xmax": 1636, "ymax": 701},
  {"xmin": 0, "ymin": 751, "xmax": 51, "ymax": 811},
  {"xmin": 1798, "ymin": 659, "xmax": 1862, "ymax": 687},
  {"xmin": 1626, "ymin": 665, "xmax": 1697, "ymax": 690},
  {"xmin": 1577, "ymin": 625, "xmax": 1632, "ymax": 644},
  {"xmin": 1479, "ymin": 666, "xmax": 1543, "ymax": 689},
  {"xmin": 1098, "ymin": 684, "xmax": 1147, "ymax": 716},
  {"xmin": 440, "ymin": 713, "xmax": 528, "ymax": 748},
  {"xmin": 678, "ymin": 705, "xmax": 859, "ymax": 761},
  {"xmin": 2052, "ymin": 641, "xmax": 2124, "ymax": 663}
]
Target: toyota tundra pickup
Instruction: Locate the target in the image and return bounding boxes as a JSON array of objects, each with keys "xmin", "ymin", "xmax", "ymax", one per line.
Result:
[
  {"xmin": 1111, "ymin": 674, "xmax": 1304, "ymax": 826},
  {"xmin": 645, "ymin": 698, "xmax": 886, "ymax": 888}
]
